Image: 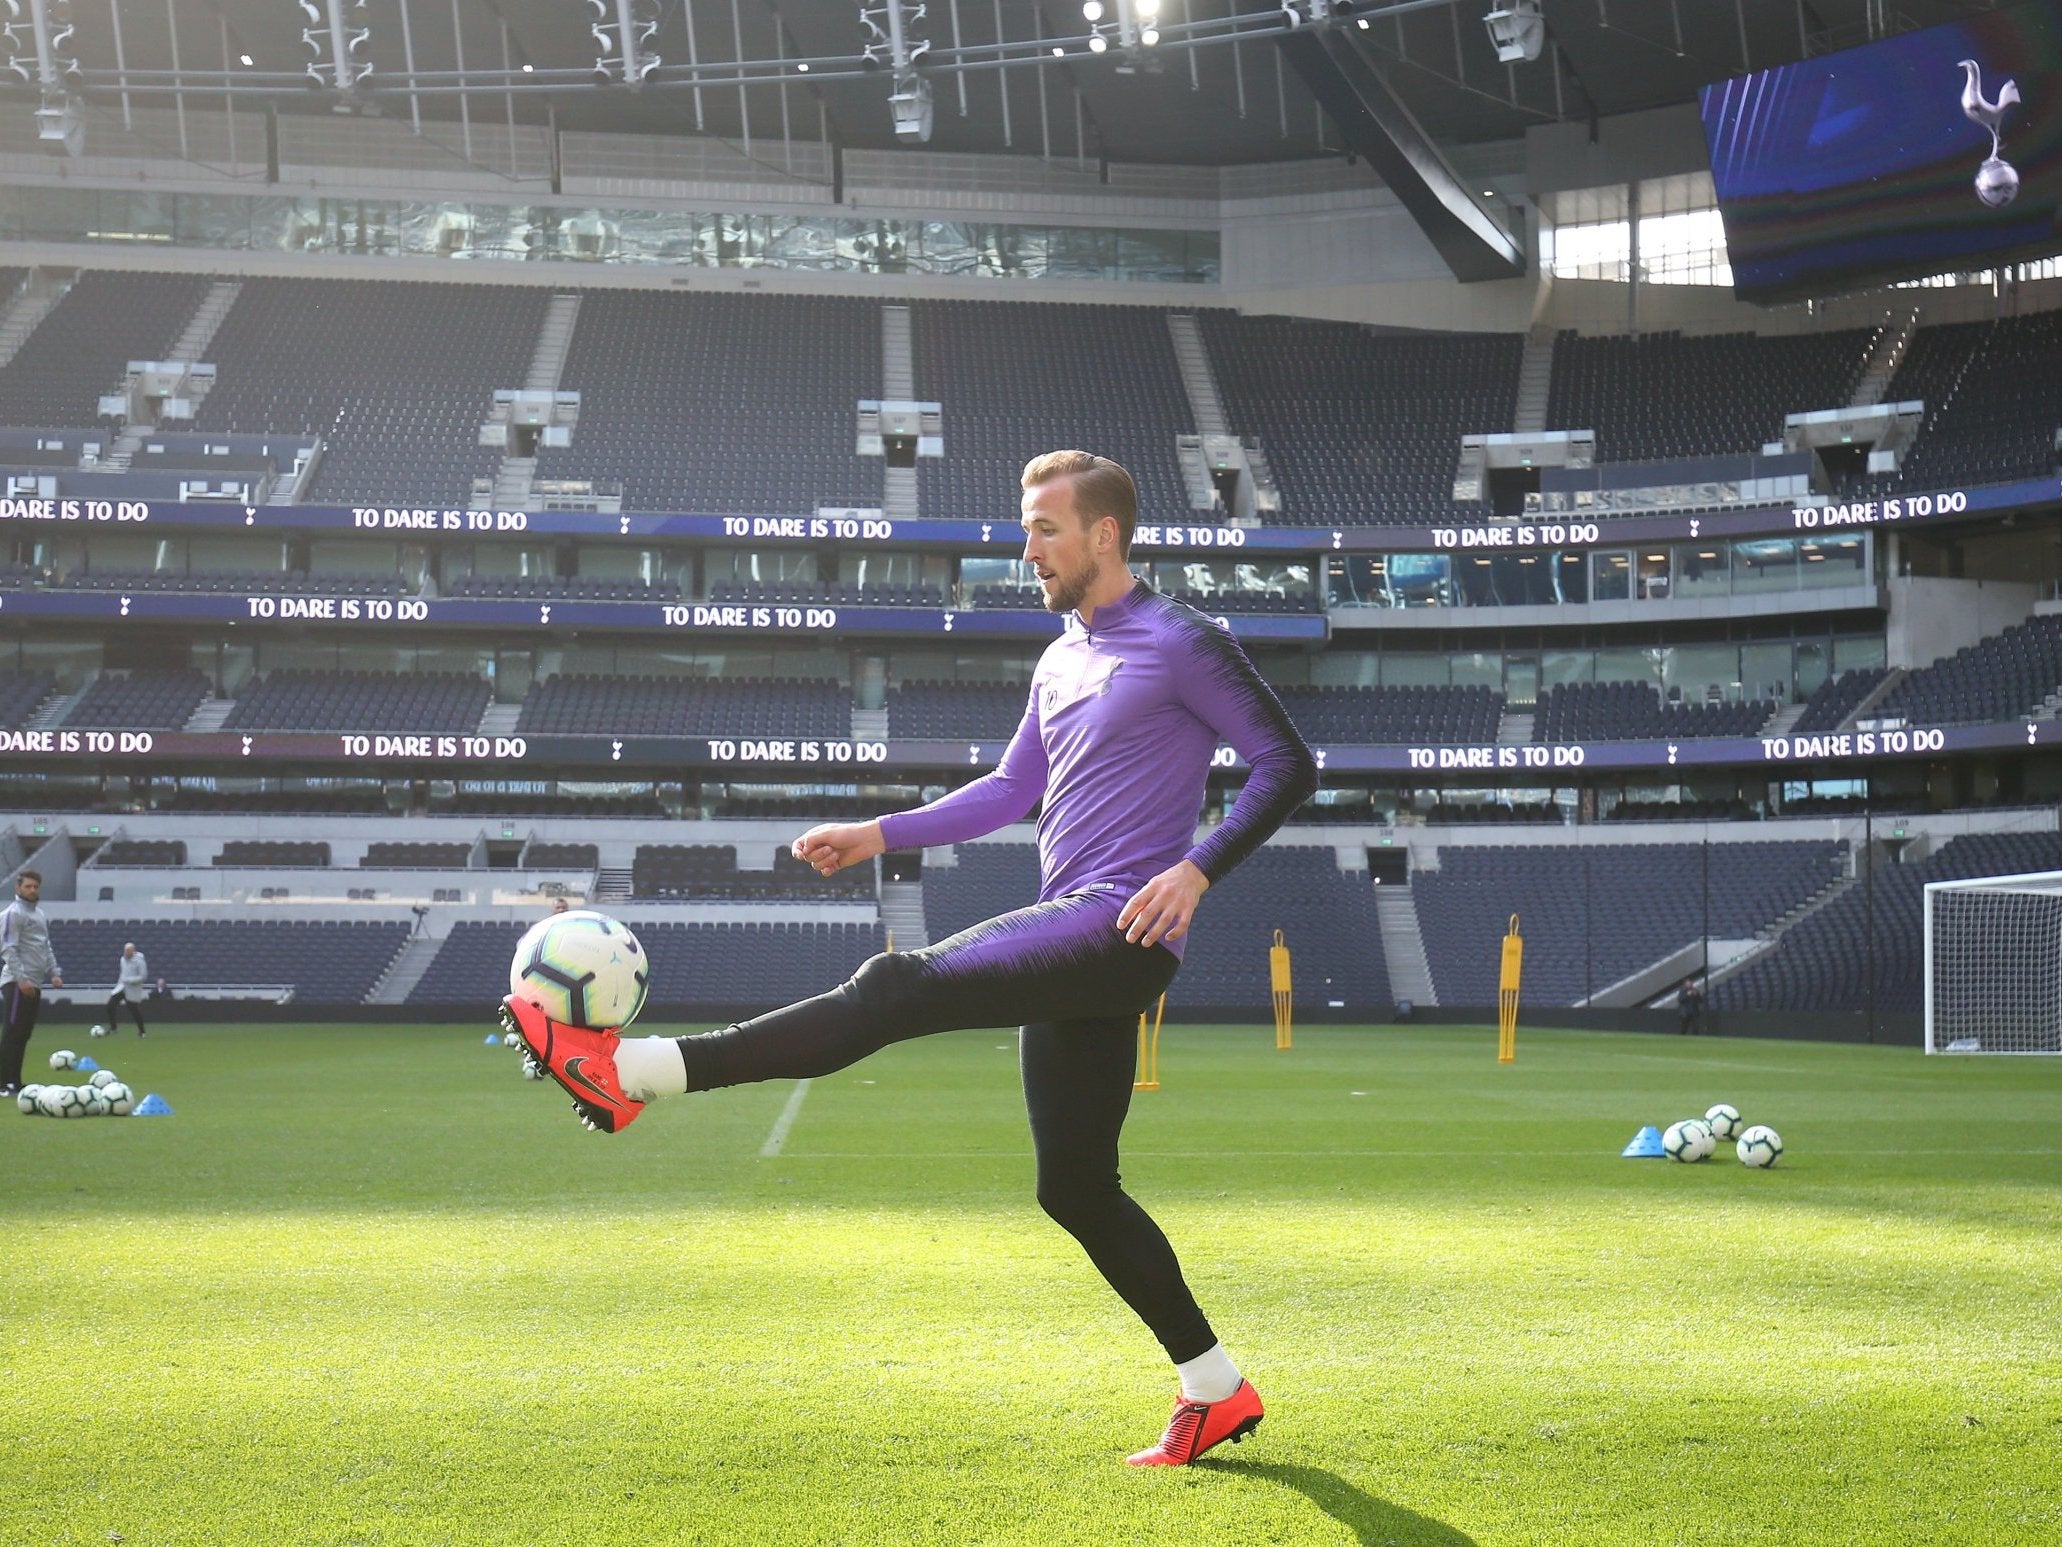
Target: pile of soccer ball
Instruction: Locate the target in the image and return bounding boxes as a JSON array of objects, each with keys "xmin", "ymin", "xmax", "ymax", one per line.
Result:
[
  {"xmin": 1664, "ymin": 1103, "xmax": 1783, "ymax": 1167},
  {"xmin": 16, "ymin": 1050, "xmax": 136, "ymax": 1117}
]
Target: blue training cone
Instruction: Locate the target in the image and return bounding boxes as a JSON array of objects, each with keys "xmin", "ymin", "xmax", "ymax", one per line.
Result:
[
  {"xmin": 76, "ymin": 1055, "xmax": 99, "ymax": 1073},
  {"xmin": 484, "ymin": 1033, "xmax": 501, "ymax": 1046},
  {"xmin": 1621, "ymin": 1124, "xmax": 1666, "ymax": 1158},
  {"xmin": 131, "ymin": 1093, "xmax": 173, "ymax": 1116}
]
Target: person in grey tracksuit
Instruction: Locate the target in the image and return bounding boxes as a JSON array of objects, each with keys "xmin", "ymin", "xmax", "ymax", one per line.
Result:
[
  {"xmin": 106, "ymin": 941, "xmax": 158, "ymax": 1037},
  {"xmin": 0, "ymin": 869, "xmax": 61, "ymax": 1095}
]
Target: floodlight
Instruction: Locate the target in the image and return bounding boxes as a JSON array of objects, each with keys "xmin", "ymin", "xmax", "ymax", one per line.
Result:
[{"xmin": 1483, "ymin": 0, "xmax": 1545, "ymax": 64}]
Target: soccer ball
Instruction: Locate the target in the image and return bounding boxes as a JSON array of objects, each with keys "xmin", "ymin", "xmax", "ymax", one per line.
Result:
[
  {"xmin": 1737, "ymin": 1125, "xmax": 1784, "ymax": 1168},
  {"xmin": 79, "ymin": 1084, "xmax": 112, "ymax": 1116},
  {"xmin": 90, "ymin": 1024, "xmax": 108, "ymax": 1038},
  {"xmin": 39, "ymin": 1085, "xmax": 84, "ymax": 1118},
  {"xmin": 48, "ymin": 1048, "xmax": 76, "ymax": 1070},
  {"xmin": 1704, "ymin": 1103, "xmax": 1742, "ymax": 1141},
  {"xmin": 1662, "ymin": 1119, "xmax": 1709, "ymax": 1162},
  {"xmin": 521, "ymin": 1055, "xmax": 546, "ymax": 1081},
  {"xmin": 88, "ymin": 1068, "xmax": 119, "ymax": 1090},
  {"xmin": 16, "ymin": 1083, "xmax": 43, "ymax": 1114},
  {"xmin": 1686, "ymin": 1118, "xmax": 1716, "ymax": 1160},
  {"xmin": 100, "ymin": 1080, "xmax": 135, "ymax": 1116},
  {"xmin": 508, "ymin": 910, "xmax": 649, "ymax": 1031}
]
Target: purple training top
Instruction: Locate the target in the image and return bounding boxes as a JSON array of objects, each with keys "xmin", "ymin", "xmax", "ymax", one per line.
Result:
[{"xmin": 878, "ymin": 579, "xmax": 1318, "ymax": 958}]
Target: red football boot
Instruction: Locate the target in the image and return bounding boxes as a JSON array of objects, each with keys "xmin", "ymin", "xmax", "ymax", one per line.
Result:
[
  {"xmin": 1125, "ymin": 1380, "xmax": 1264, "ymax": 1467},
  {"xmin": 500, "ymin": 995, "xmax": 645, "ymax": 1134}
]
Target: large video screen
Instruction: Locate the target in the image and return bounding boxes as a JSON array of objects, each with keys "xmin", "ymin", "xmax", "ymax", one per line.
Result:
[{"xmin": 1700, "ymin": 0, "xmax": 2062, "ymax": 302}]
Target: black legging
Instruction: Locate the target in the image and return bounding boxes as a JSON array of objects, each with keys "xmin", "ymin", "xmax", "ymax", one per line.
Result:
[
  {"xmin": 675, "ymin": 894, "xmax": 1215, "ymax": 1362},
  {"xmin": 0, "ymin": 980, "xmax": 42, "ymax": 1088},
  {"xmin": 106, "ymin": 990, "xmax": 147, "ymax": 1035}
]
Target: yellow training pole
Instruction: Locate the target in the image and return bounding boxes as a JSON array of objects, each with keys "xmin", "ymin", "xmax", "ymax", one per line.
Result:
[
  {"xmin": 1133, "ymin": 993, "xmax": 1165, "ymax": 1091},
  {"xmin": 1497, "ymin": 913, "xmax": 1524, "ymax": 1063},
  {"xmin": 1270, "ymin": 928, "xmax": 1294, "ymax": 1050}
]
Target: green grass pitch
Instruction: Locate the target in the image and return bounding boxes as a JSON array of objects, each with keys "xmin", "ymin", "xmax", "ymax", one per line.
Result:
[{"xmin": 3, "ymin": 1021, "xmax": 2058, "ymax": 1546}]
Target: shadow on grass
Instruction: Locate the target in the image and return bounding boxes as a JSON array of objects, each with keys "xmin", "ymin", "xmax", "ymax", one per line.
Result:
[{"xmin": 1193, "ymin": 1457, "xmax": 1477, "ymax": 1545}]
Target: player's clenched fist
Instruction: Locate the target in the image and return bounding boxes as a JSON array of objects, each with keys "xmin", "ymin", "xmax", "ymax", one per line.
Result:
[{"xmin": 792, "ymin": 819, "xmax": 887, "ymax": 876}]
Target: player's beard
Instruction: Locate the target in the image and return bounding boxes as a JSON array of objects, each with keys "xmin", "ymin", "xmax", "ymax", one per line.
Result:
[{"xmin": 1041, "ymin": 556, "xmax": 1095, "ymax": 614}]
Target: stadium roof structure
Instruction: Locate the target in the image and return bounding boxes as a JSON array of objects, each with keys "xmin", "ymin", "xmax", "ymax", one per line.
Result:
[{"xmin": 1, "ymin": 0, "xmax": 2008, "ymax": 165}]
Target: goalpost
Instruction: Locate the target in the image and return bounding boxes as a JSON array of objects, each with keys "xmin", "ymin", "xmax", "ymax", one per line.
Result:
[{"xmin": 1924, "ymin": 870, "xmax": 2062, "ymax": 1054}]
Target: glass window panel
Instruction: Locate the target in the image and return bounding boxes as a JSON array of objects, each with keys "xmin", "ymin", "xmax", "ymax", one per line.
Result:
[
  {"xmin": 1674, "ymin": 541, "xmax": 1730, "ymax": 597},
  {"xmin": 1834, "ymin": 635, "xmax": 1887, "ymax": 674},
  {"xmin": 1592, "ymin": 549, "xmax": 1632, "ymax": 602},
  {"xmin": 1733, "ymin": 538, "xmax": 1800, "ymax": 593}
]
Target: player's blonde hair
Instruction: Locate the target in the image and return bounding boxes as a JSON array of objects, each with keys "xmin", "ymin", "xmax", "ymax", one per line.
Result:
[{"xmin": 1021, "ymin": 450, "xmax": 1138, "ymax": 558}]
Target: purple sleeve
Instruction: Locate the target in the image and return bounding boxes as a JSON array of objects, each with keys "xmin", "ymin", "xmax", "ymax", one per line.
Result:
[
  {"xmin": 1170, "ymin": 618, "xmax": 1319, "ymax": 884},
  {"xmin": 877, "ymin": 693, "xmax": 1049, "ymax": 851}
]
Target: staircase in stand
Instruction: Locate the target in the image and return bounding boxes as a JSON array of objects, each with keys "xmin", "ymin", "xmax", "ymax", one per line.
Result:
[
  {"xmin": 182, "ymin": 698, "xmax": 235, "ymax": 733},
  {"xmin": 879, "ymin": 879, "xmax": 929, "ymax": 951},
  {"xmin": 526, "ymin": 295, "xmax": 582, "ymax": 394},
  {"xmin": 366, "ymin": 933, "xmax": 443, "ymax": 1006},
  {"xmin": 881, "ymin": 306, "xmax": 918, "ymax": 519},
  {"xmin": 26, "ymin": 683, "xmax": 88, "ymax": 732},
  {"xmin": 1851, "ymin": 305, "xmax": 1921, "ymax": 408},
  {"xmin": 1166, "ymin": 313, "xmax": 1230, "ymax": 436},
  {"xmin": 1496, "ymin": 712, "xmax": 1534, "ymax": 745},
  {"xmin": 477, "ymin": 702, "xmax": 523, "ymax": 738},
  {"xmin": 1375, "ymin": 883, "xmax": 1436, "ymax": 1007},
  {"xmin": 169, "ymin": 281, "xmax": 242, "ymax": 363},
  {"xmin": 1512, "ymin": 325, "xmax": 1556, "ymax": 433},
  {"xmin": 0, "ymin": 274, "xmax": 59, "ymax": 372},
  {"xmin": 591, "ymin": 867, "xmax": 634, "ymax": 904}
]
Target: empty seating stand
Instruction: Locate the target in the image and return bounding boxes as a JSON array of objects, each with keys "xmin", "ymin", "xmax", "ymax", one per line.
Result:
[
  {"xmin": 1533, "ymin": 682, "xmax": 1773, "ymax": 742},
  {"xmin": 1170, "ymin": 847, "xmax": 1391, "ymax": 1012},
  {"xmin": 525, "ymin": 842, "xmax": 599, "ymax": 868},
  {"xmin": 362, "ymin": 842, "xmax": 471, "ymax": 868},
  {"xmin": 193, "ymin": 277, "xmax": 545, "ymax": 509},
  {"xmin": 0, "ymin": 271, "xmax": 213, "ymax": 426},
  {"xmin": 411, "ymin": 919, "xmax": 883, "ymax": 1008},
  {"xmin": 534, "ymin": 290, "xmax": 882, "ymax": 515},
  {"xmin": 911, "ymin": 300, "xmax": 1193, "ymax": 524},
  {"xmin": 1874, "ymin": 616, "xmax": 2062, "ymax": 726},
  {"xmin": 1200, "ymin": 313, "xmax": 1522, "ymax": 528},
  {"xmin": 631, "ymin": 844, "xmax": 873, "ymax": 902},
  {"xmin": 517, "ymin": 674, "xmax": 849, "ymax": 739},
  {"xmin": 0, "ymin": 673, "xmax": 56, "ymax": 727},
  {"xmin": 216, "ymin": 841, "xmax": 331, "ymax": 867},
  {"xmin": 224, "ymin": 671, "xmax": 490, "ymax": 734},
  {"xmin": 1715, "ymin": 831, "xmax": 2062, "ymax": 1014},
  {"xmin": 94, "ymin": 839, "xmax": 187, "ymax": 867},
  {"xmin": 885, "ymin": 681, "xmax": 1031, "ymax": 740},
  {"xmin": 47, "ymin": 917, "xmax": 408, "ymax": 1005},
  {"xmin": 1414, "ymin": 840, "xmax": 1845, "ymax": 1007},
  {"xmin": 1545, "ymin": 328, "xmax": 1871, "ymax": 464},
  {"xmin": 1792, "ymin": 667, "xmax": 1890, "ymax": 735},
  {"xmin": 63, "ymin": 670, "xmax": 210, "ymax": 730},
  {"xmin": 1276, "ymin": 684, "xmax": 1503, "ymax": 744}
]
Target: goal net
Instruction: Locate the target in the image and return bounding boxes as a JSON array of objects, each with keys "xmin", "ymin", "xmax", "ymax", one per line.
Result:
[{"xmin": 1924, "ymin": 870, "xmax": 2062, "ymax": 1054}]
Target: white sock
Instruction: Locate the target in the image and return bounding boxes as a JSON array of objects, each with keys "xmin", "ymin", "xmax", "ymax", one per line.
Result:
[
  {"xmin": 611, "ymin": 1036, "xmax": 688, "ymax": 1103},
  {"xmin": 1175, "ymin": 1343, "xmax": 1243, "ymax": 1404}
]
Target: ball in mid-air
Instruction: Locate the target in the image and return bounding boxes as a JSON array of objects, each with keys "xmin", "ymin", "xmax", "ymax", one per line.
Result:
[
  {"xmin": 49, "ymin": 1049, "xmax": 77, "ymax": 1070},
  {"xmin": 1736, "ymin": 1125, "xmax": 1783, "ymax": 1168},
  {"xmin": 1662, "ymin": 1119, "xmax": 1708, "ymax": 1162},
  {"xmin": 508, "ymin": 910, "xmax": 649, "ymax": 1031},
  {"xmin": 89, "ymin": 1024, "xmax": 108, "ymax": 1039},
  {"xmin": 100, "ymin": 1081, "xmax": 135, "ymax": 1116},
  {"xmin": 1704, "ymin": 1103, "xmax": 1742, "ymax": 1141}
]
